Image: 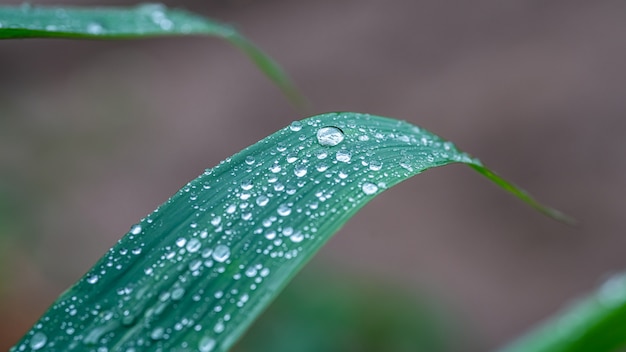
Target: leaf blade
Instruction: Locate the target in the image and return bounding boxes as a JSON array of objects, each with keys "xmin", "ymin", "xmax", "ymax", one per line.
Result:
[
  {"xmin": 499, "ymin": 273, "xmax": 626, "ymax": 352},
  {"xmin": 11, "ymin": 112, "xmax": 562, "ymax": 352},
  {"xmin": 0, "ymin": 3, "xmax": 304, "ymax": 108}
]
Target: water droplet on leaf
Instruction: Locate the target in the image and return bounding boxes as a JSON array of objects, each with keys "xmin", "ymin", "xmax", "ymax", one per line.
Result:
[
  {"xmin": 316, "ymin": 126, "xmax": 345, "ymax": 146},
  {"xmin": 30, "ymin": 332, "xmax": 47, "ymax": 350},
  {"xmin": 362, "ymin": 182, "xmax": 379, "ymax": 195},
  {"xmin": 212, "ymin": 245, "xmax": 230, "ymax": 263},
  {"xmin": 336, "ymin": 150, "xmax": 352, "ymax": 163},
  {"xmin": 289, "ymin": 121, "xmax": 303, "ymax": 131}
]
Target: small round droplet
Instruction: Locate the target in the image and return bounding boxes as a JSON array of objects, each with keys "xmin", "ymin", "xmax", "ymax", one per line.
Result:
[
  {"xmin": 289, "ymin": 121, "xmax": 303, "ymax": 131},
  {"xmin": 362, "ymin": 182, "xmax": 379, "ymax": 195},
  {"xmin": 256, "ymin": 195, "xmax": 269, "ymax": 207},
  {"xmin": 87, "ymin": 275, "xmax": 99, "ymax": 284},
  {"xmin": 176, "ymin": 238, "xmax": 187, "ymax": 248},
  {"xmin": 294, "ymin": 165, "xmax": 308, "ymax": 177},
  {"xmin": 150, "ymin": 327, "xmax": 164, "ymax": 340},
  {"xmin": 186, "ymin": 238, "xmax": 202, "ymax": 253},
  {"xmin": 30, "ymin": 332, "xmax": 47, "ymax": 350},
  {"xmin": 277, "ymin": 204, "xmax": 292, "ymax": 216},
  {"xmin": 269, "ymin": 163, "xmax": 282, "ymax": 173},
  {"xmin": 316, "ymin": 126, "xmax": 344, "ymax": 146},
  {"xmin": 212, "ymin": 245, "xmax": 231, "ymax": 263},
  {"xmin": 290, "ymin": 231, "xmax": 304, "ymax": 243},
  {"xmin": 171, "ymin": 287, "xmax": 186, "ymax": 300},
  {"xmin": 245, "ymin": 156, "xmax": 255, "ymax": 165},
  {"xmin": 369, "ymin": 160, "xmax": 383, "ymax": 171},
  {"xmin": 214, "ymin": 321, "xmax": 225, "ymax": 333},
  {"xmin": 129, "ymin": 224, "xmax": 142, "ymax": 235},
  {"xmin": 336, "ymin": 150, "xmax": 352, "ymax": 163},
  {"xmin": 245, "ymin": 267, "xmax": 258, "ymax": 277},
  {"xmin": 86, "ymin": 22, "xmax": 104, "ymax": 35},
  {"xmin": 199, "ymin": 336, "xmax": 216, "ymax": 352}
]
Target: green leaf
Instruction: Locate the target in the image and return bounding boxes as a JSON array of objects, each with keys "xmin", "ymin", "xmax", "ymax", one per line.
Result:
[
  {"xmin": 236, "ymin": 270, "xmax": 453, "ymax": 352},
  {"xmin": 0, "ymin": 3, "xmax": 305, "ymax": 107},
  {"xmin": 11, "ymin": 112, "xmax": 563, "ymax": 352},
  {"xmin": 499, "ymin": 273, "xmax": 626, "ymax": 352}
]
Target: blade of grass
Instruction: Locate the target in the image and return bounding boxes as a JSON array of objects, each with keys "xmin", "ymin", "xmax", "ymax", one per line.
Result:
[
  {"xmin": 0, "ymin": 3, "xmax": 305, "ymax": 108},
  {"xmin": 11, "ymin": 112, "xmax": 564, "ymax": 352},
  {"xmin": 499, "ymin": 273, "xmax": 626, "ymax": 352}
]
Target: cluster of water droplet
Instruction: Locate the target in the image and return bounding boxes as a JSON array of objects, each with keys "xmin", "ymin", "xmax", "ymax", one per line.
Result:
[
  {"xmin": 1, "ymin": 3, "xmax": 239, "ymax": 39},
  {"xmin": 11, "ymin": 112, "xmax": 476, "ymax": 351}
]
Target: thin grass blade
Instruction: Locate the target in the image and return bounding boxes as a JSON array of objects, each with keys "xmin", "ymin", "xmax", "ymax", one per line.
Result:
[
  {"xmin": 11, "ymin": 112, "xmax": 563, "ymax": 352},
  {"xmin": 0, "ymin": 3, "xmax": 304, "ymax": 107}
]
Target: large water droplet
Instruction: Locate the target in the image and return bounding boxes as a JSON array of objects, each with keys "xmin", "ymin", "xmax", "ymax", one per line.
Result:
[
  {"xmin": 212, "ymin": 245, "xmax": 230, "ymax": 263},
  {"xmin": 30, "ymin": 332, "xmax": 47, "ymax": 350},
  {"xmin": 362, "ymin": 182, "xmax": 379, "ymax": 195},
  {"xmin": 316, "ymin": 126, "xmax": 344, "ymax": 146}
]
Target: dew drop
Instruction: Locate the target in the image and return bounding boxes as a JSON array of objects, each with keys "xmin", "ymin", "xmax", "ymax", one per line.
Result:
[
  {"xmin": 316, "ymin": 126, "xmax": 345, "ymax": 146},
  {"xmin": 129, "ymin": 224, "xmax": 142, "ymax": 235},
  {"xmin": 251, "ymin": 198, "xmax": 266, "ymax": 209},
  {"xmin": 245, "ymin": 156, "xmax": 255, "ymax": 165},
  {"xmin": 214, "ymin": 321, "xmax": 225, "ymax": 333},
  {"xmin": 269, "ymin": 163, "xmax": 282, "ymax": 173},
  {"xmin": 226, "ymin": 204, "xmax": 237, "ymax": 214},
  {"xmin": 290, "ymin": 231, "xmax": 304, "ymax": 243},
  {"xmin": 212, "ymin": 245, "xmax": 230, "ymax": 263},
  {"xmin": 186, "ymin": 238, "xmax": 202, "ymax": 253},
  {"xmin": 277, "ymin": 204, "xmax": 292, "ymax": 216},
  {"xmin": 289, "ymin": 121, "xmax": 303, "ymax": 131},
  {"xmin": 316, "ymin": 163, "xmax": 328, "ymax": 172},
  {"xmin": 294, "ymin": 165, "xmax": 308, "ymax": 177},
  {"xmin": 265, "ymin": 230, "xmax": 277, "ymax": 240},
  {"xmin": 150, "ymin": 327, "xmax": 164, "ymax": 340},
  {"xmin": 245, "ymin": 267, "xmax": 258, "ymax": 277},
  {"xmin": 369, "ymin": 160, "xmax": 383, "ymax": 171},
  {"xmin": 362, "ymin": 182, "xmax": 379, "ymax": 195},
  {"xmin": 87, "ymin": 275, "xmax": 99, "ymax": 284},
  {"xmin": 198, "ymin": 336, "xmax": 216, "ymax": 352},
  {"xmin": 211, "ymin": 216, "xmax": 221, "ymax": 226},
  {"xmin": 86, "ymin": 22, "xmax": 104, "ymax": 35},
  {"xmin": 30, "ymin": 332, "xmax": 47, "ymax": 350},
  {"xmin": 336, "ymin": 150, "xmax": 352, "ymax": 163},
  {"xmin": 171, "ymin": 287, "xmax": 186, "ymax": 300},
  {"xmin": 286, "ymin": 153, "xmax": 298, "ymax": 163},
  {"xmin": 176, "ymin": 238, "xmax": 187, "ymax": 248}
]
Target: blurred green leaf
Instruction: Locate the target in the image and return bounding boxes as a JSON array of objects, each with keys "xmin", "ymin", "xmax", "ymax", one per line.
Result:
[
  {"xmin": 0, "ymin": 3, "xmax": 304, "ymax": 107},
  {"xmin": 235, "ymin": 269, "xmax": 454, "ymax": 352},
  {"xmin": 12, "ymin": 112, "xmax": 562, "ymax": 351},
  {"xmin": 499, "ymin": 273, "xmax": 626, "ymax": 352}
]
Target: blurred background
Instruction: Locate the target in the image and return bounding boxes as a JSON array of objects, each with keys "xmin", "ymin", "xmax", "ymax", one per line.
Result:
[{"xmin": 1, "ymin": 0, "xmax": 625, "ymax": 350}]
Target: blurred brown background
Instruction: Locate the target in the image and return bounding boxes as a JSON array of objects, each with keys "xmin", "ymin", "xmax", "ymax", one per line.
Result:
[{"xmin": 1, "ymin": 0, "xmax": 625, "ymax": 350}]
